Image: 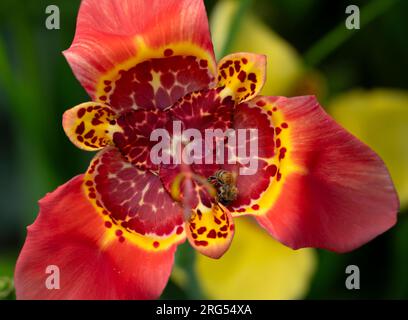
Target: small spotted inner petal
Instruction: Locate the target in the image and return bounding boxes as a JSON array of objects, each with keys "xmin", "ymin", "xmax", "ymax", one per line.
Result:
[
  {"xmin": 217, "ymin": 52, "xmax": 266, "ymax": 103},
  {"xmin": 62, "ymin": 102, "xmax": 120, "ymax": 151},
  {"xmin": 186, "ymin": 203, "xmax": 235, "ymax": 259}
]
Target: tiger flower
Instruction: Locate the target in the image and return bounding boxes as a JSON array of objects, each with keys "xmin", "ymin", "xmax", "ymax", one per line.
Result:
[{"xmin": 15, "ymin": 0, "xmax": 399, "ymax": 299}]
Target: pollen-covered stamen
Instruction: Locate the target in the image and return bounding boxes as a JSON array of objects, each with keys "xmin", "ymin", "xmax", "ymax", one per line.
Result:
[{"xmin": 62, "ymin": 102, "xmax": 120, "ymax": 151}]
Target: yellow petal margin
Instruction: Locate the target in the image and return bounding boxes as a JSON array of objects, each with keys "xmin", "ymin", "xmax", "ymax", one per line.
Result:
[
  {"xmin": 195, "ymin": 217, "xmax": 316, "ymax": 299},
  {"xmin": 329, "ymin": 89, "xmax": 408, "ymax": 208},
  {"xmin": 210, "ymin": 0, "xmax": 303, "ymax": 96}
]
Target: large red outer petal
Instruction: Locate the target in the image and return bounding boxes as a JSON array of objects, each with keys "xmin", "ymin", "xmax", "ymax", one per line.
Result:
[
  {"xmin": 243, "ymin": 96, "xmax": 399, "ymax": 252},
  {"xmin": 14, "ymin": 175, "xmax": 177, "ymax": 299},
  {"xmin": 64, "ymin": 0, "xmax": 216, "ymax": 105}
]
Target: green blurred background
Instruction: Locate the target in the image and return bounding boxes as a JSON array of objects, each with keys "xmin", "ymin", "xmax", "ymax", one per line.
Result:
[{"xmin": 0, "ymin": 0, "xmax": 407, "ymax": 299}]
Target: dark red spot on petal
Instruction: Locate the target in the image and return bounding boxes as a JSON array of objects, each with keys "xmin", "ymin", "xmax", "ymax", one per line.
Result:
[
  {"xmin": 207, "ymin": 229, "xmax": 216, "ymax": 238},
  {"xmin": 200, "ymin": 59, "xmax": 208, "ymax": 68},
  {"xmin": 194, "ymin": 240, "xmax": 209, "ymax": 247},
  {"xmin": 267, "ymin": 164, "xmax": 278, "ymax": 177},
  {"xmin": 164, "ymin": 49, "xmax": 173, "ymax": 57},
  {"xmin": 238, "ymin": 71, "xmax": 247, "ymax": 82},
  {"xmin": 77, "ymin": 108, "xmax": 86, "ymax": 118},
  {"xmin": 75, "ymin": 122, "xmax": 85, "ymax": 135},
  {"xmin": 84, "ymin": 129, "xmax": 95, "ymax": 139},
  {"xmin": 197, "ymin": 226, "xmax": 207, "ymax": 235},
  {"xmin": 248, "ymin": 73, "xmax": 257, "ymax": 82},
  {"xmin": 234, "ymin": 61, "xmax": 241, "ymax": 72}
]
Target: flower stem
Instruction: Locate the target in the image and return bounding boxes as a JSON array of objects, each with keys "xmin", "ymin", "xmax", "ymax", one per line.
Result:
[{"xmin": 304, "ymin": 0, "xmax": 399, "ymax": 67}]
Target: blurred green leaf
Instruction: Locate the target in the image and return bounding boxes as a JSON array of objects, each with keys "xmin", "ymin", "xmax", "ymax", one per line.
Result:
[
  {"xmin": 304, "ymin": 0, "xmax": 400, "ymax": 67},
  {"xmin": 173, "ymin": 242, "xmax": 204, "ymax": 299},
  {"xmin": 0, "ymin": 252, "xmax": 17, "ymax": 300}
]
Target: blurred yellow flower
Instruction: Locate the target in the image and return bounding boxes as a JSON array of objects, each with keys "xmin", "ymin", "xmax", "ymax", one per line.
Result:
[
  {"xmin": 329, "ymin": 89, "xmax": 408, "ymax": 208},
  {"xmin": 211, "ymin": 0, "xmax": 304, "ymax": 96},
  {"xmin": 195, "ymin": 217, "xmax": 316, "ymax": 299}
]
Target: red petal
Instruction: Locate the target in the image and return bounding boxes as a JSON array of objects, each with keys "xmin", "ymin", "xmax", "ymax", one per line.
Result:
[
  {"xmin": 168, "ymin": 88, "xmax": 234, "ymax": 133},
  {"xmin": 222, "ymin": 101, "xmax": 277, "ymax": 211},
  {"xmin": 15, "ymin": 175, "xmax": 179, "ymax": 299},
  {"xmin": 113, "ymin": 109, "xmax": 170, "ymax": 172},
  {"xmin": 64, "ymin": 0, "xmax": 216, "ymax": 112},
  {"xmin": 236, "ymin": 96, "xmax": 398, "ymax": 252},
  {"xmin": 88, "ymin": 147, "xmax": 185, "ymax": 238},
  {"xmin": 186, "ymin": 203, "xmax": 235, "ymax": 259}
]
